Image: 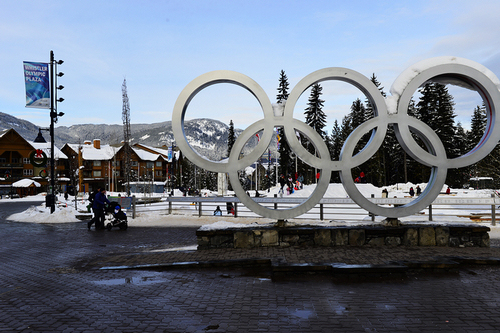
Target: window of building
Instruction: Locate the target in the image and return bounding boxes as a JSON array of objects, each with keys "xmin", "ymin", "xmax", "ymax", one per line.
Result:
[
  {"xmin": 23, "ymin": 169, "xmax": 33, "ymax": 176},
  {"xmin": 156, "ymin": 170, "xmax": 162, "ymax": 176},
  {"xmin": 23, "ymin": 158, "xmax": 30, "ymax": 164},
  {"xmin": 156, "ymin": 161, "xmax": 162, "ymax": 167},
  {"xmin": 0, "ymin": 158, "xmax": 6, "ymax": 163},
  {"xmin": 131, "ymin": 161, "xmax": 138, "ymax": 167},
  {"xmin": 93, "ymin": 160, "xmax": 101, "ymax": 167},
  {"xmin": 93, "ymin": 171, "xmax": 102, "ymax": 177},
  {"xmin": 146, "ymin": 162, "xmax": 154, "ymax": 168},
  {"xmin": 12, "ymin": 158, "xmax": 19, "ymax": 164}
]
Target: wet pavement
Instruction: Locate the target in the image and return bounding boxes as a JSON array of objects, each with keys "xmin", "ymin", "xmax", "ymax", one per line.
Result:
[{"xmin": 2, "ymin": 201, "xmax": 500, "ymax": 332}]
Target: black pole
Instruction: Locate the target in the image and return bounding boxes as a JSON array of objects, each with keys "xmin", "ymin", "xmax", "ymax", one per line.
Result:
[{"xmin": 49, "ymin": 50, "xmax": 56, "ymax": 213}]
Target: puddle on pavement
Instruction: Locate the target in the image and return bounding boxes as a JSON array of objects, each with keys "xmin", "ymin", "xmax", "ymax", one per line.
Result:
[
  {"xmin": 93, "ymin": 272, "xmax": 169, "ymax": 286},
  {"xmin": 291, "ymin": 309, "xmax": 315, "ymax": 319}
]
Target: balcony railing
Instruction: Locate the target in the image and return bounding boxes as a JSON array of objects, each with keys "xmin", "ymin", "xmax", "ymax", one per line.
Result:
[{"xmin": 0, "ymin": 163, "xmax": 23, "ymax": 168}]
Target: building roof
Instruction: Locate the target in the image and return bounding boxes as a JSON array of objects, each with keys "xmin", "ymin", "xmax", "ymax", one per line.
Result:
[
  {"xmin": 132, "ymin": 147, "xmax": 164, "ymax": 161},
  {"xmin": 65, "ymin": 143, "xmax": 116, "ymax": 160},
  {"xmin": 12, "ymin": 179, "xmax": 41, "ymax": 187},
  {"xmin": 30, "ymin": 141, "xmax": 68, "ymax": 160}
]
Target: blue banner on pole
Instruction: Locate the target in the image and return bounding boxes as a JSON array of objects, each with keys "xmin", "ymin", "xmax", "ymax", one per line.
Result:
[
  {"xmin": 23, "ymin": 62, "xmax": 50, "ymax": 109},
  {"xmin": 168, "ymin": 146, "xmax": 172, "ymax": 162}
]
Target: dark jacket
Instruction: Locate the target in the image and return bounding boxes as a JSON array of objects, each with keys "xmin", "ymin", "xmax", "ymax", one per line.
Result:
[{"xmin": 93, "ymin": 191, "xmax": 110, "ymax": 210}]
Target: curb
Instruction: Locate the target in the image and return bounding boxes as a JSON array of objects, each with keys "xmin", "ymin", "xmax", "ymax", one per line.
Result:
[{"xmin": 99, "ymin": 256, "xmax": 500, "ymax": 276}]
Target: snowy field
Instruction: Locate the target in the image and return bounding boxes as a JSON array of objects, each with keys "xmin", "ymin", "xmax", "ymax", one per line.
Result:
[{"xmin": 2, "ymin": 182, "xmax": 500, "ymax": 239}]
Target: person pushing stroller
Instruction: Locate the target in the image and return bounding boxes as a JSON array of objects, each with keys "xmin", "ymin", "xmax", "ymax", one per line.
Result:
[{"xmin": 88, "ymin": 188, "xmax": 110, "ymax": 230}]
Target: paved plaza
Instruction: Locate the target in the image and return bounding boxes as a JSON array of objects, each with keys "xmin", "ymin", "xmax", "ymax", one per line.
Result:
[{"xmin": 2, "ymin": 200, "xmax": 500, "ymax": 332}]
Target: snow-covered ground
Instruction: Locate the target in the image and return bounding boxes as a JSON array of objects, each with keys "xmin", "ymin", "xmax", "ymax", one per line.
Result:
[{"xmin": 2, "ymin": 183, "xmax": 500, "ymax": 239}]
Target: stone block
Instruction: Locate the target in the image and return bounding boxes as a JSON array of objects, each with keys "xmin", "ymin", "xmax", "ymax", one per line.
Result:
[
  {"xmin": 435, "ymin": 227, "xmax": 449, "ymax": 247},
  {"xmin": 419, "ymin": 227, "xmax": 436, "ymax": 246},
  {"xmin": 332, "ymin": 229, "xmax": 349, "ymax": 246},
  {"xmin": 367, "ymin": 237, "xmax": 385, "ymax": 246},
  {"xmin": 197, "ymin": 236, "xmax": 210, "ymax": 249},
  {"xmin": 281, "ymin": 234, "xmax": 299, "ymax": 246},
  {"xmin": 385, "ymin": 236, "xmax": 401, "ymax": 246},
  {"xmin": 314, "ymin": 229, "xmax": 331, "ymax": 246},
  {"xmin": 211, "ymin": 234, "xmax": 233, "ymax": 248},
  {"xmin": 481, "ymin": 233, "xmax": 490, "ymax": 247},
  {"xmin": 403, "ymin": 228, "xmax": 418, "ymax": 246},
  {"xmin": 349, "ymin": 229, "xmax": 365, "ymax": 246},
  {"xmin": 234, "ymin": 231, "xmax": 255, "ymax": 248},
  {"xmin": 261, "ymin": 230, "xmax": 279, "ymax": 247},
  {"xmin": 449, "ymin": 236, "xmax": 460, "ymax": 247}
]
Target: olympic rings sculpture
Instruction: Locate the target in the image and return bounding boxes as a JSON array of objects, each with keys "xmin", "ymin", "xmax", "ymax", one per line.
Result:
[{"xmin": 172, "ymin": 57, "xmax": 500, "ymax": 219}]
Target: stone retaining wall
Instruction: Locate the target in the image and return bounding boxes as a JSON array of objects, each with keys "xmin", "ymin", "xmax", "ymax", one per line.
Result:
[{"xmin": 197, "ymin": 225, "xmax": 490, "ymax": 249}]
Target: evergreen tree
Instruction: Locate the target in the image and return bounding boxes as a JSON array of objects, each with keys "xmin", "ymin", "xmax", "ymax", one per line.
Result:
[
  {"xmin": 275, "ymin": 70, "xmax": 293, "ymax": 179},
  {"xmin": 451, "ymin": 122, "xmax": 470, "ymax": 187},
  {"xmin": 329, "ymin": 120, "xmax": 342, "ymax": 182},
  {"xmin": 468, "ymin": 104, "xmax": 487, "ymax": 150},
  {"xmin": 364, "ymin": 73, "xmax": 386, "ymax": 120},
  {"xmin": 350, "ymin": 98, "xmax": 366, "ymax": 129},
  {"xmin": 469, "ymin": 103, "xmax": 500, "ymax": 187},
  {"xmin": 363, "ymin": 74, "xmax": 387, "ymax": 185},
  {"xmin": 276, "ymin": 70, "xmax": 289, "ymax": 103},
  {"xmin": 227, "ymin": 120, "xmax": 236, "ymax": 158},
  {"xmin": 468, "ymin": 103, "xmax": 491, "ymax": 181},
  {"xmin": 414, "ymin": 82, "xmax": 457, "ymax": 184},
  {"xmin": 304, "ymin": 84, "xmax": 327, "ymax": 139},
  {"xmin": 303, "ymin": 84, "xmax": 326, "ymax": 183}
]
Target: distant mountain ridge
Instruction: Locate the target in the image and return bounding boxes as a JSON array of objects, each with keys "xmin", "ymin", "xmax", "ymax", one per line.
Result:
[{"xmin": 0, "ymin": 112, "xmax": 245, "ymax": 160}]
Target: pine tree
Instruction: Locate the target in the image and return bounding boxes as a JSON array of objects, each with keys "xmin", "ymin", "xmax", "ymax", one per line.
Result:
[
  {"xmin": 227, "ymin": 120, "xmax": 235, "ymax": 158},
  {"xmin": 276, "ymin": 70, "xmax": 289, "ymax": 103},
  {"xmin": 304, "ymin": 84, "xmax": 327, "ymax": 139},
  {"xmin": 365, "ymin": 73, "xmax": 386, "ymax": 120},
  {"xmin": 414, "ymin": 82, "xmax": 457, "ymax": 184},
  {"xmin": 275, "ymin": 70, "xmax": 293, "ymax": 179},
  {"xmin": 363, "ymin": 74, "xmax": 387, "ymax": 185},
  {"xmin": 329, "ymin": 120, "xmax": 342, "ymax": 182},
  {"xmin": 468, "ymin": 104, "xmax": 487, "ymax": 150},
  {"xmin": 303, "ymin": 83, "xmax": 327, "ymax": 183},
  {"xmin": 468, "ymin": 103, "xmax": 489, "ymax": 180}
]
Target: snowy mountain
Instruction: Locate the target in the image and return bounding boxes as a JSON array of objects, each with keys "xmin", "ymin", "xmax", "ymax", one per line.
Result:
[{"xmin": 0, "ymin": 112, "xmax": 245, "ymax": 160}]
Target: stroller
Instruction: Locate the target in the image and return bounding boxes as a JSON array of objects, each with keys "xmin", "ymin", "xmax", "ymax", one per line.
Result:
[{"xmin": 104, "ymin": 202, "xmax": 128, "ymax": 231}]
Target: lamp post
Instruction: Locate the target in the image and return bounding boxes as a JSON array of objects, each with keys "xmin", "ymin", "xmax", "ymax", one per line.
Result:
[{"xmin": 48, "ymin": 50, "xmax": 64, "ymax": 213}]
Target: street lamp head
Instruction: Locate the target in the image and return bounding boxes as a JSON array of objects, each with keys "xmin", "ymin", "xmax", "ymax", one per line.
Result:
[
  {"xmin": 57, "ymin": 112, "xmax": 64, "ymax": 117},
  {"xmin": 57, "ymin": 60, "xmax": 64, "ymax": 65},
  {"xmin": 57, "ymin": 85, "xmax": 64, "ymax": 90},
  {"xmin": 57, "ymin": 98, "xmax": 64, "ymax": 103},
  {"xmin": 57, "ymin": 72, "xmax": 64, "ymax": 77},
  {"xmin": 34, "ymin": 128, "xmax": 47, "ymax": 143}
]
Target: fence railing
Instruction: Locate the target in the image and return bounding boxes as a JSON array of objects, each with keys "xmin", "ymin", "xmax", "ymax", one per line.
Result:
[{"xmin": 126, "ymin": 194, "xmax": 500, "ymax": 225}]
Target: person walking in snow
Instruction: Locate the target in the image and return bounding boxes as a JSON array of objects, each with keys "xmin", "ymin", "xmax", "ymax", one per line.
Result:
[{"xmin": 416, "ymin": 185, "xmax": 421, "ymax": 196}]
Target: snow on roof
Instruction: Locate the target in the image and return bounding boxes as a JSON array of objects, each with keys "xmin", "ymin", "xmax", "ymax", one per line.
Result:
[
  {"xmin": 66, "ymin": 143, "xmax": 116, "ymax": 160},
  {"xmin": 30, "ymin": 141, "xmax": 68, "ymax": 159},
  {"xmin": 132, "ymin": 147, "xmax": 161, "ymax": 161},
  {"xmin": 135, "ymin": 144, "xmax": 170, "ymax": 156},
  {"xmin": 12, "ymin": 179, "xmax": 41, "ymax": 187}
]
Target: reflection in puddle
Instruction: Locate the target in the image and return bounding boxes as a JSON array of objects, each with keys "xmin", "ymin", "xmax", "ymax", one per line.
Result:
[
  {"xmin": 93, "ymin": 272, "xmax": 169, "ymax": 286},
  {"xmin": 291, "ymin": 309, "xmax": 315, "ymax": 319}
]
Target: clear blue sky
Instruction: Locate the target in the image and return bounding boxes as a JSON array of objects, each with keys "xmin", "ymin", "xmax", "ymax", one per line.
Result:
[{"xmin": 2, "ymin": 0, "xmax": 500, "ymax": 132}]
